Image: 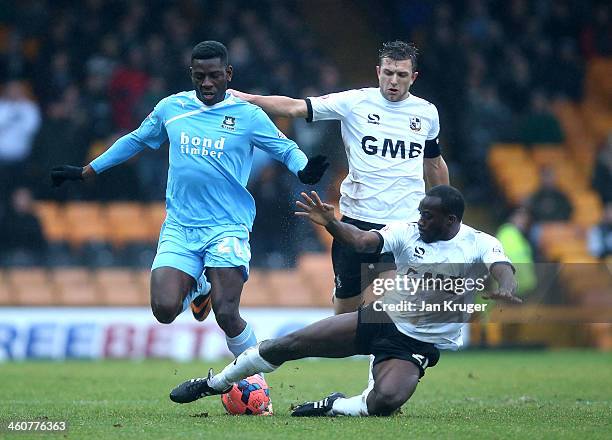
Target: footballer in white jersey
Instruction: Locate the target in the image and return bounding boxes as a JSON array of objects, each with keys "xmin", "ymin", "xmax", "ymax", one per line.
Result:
[
  {"xmin": 230, "ymin": 41, "xmax": 450, "ymax": 314},
  {"xmin": 170, "ymin": 186, "xmax": 520, "ymax": 417},
  {"xmin": 376, "ymin": 221, "xmax": 512, "ymax": 350}
]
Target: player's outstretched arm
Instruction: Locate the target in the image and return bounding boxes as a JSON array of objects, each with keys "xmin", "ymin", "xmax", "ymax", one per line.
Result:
[
  {"xmin": 50, "ymin": 164, "xmax": 97, "ymax": 187},
  {"xmin": 296, "ymin": 191, "xmax": 382, "ymax": 253},
  {"xmin": 51, "ymin": 133, "xmax": 150, "ymax": 187},
  {"xmin": 228, "ymin": 89, "xmax": 308, "ymax": 118},
  {"xmin": 424, "ymin": 155, "xmax": 450, "ymax": 187},
  {"xmin": 483, "ymin": 263, "xmax": 522, "ymax": 303}
]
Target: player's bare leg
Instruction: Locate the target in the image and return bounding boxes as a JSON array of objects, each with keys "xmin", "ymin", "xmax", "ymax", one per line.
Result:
[
  {"xmin": 365, "ymin": 358, "xmax": 420, "ymax": 415},
  {"xmin": 206, "ymin": 266, "xmax": 262, "ymax": 373},
  {"xmin": 150, "ymin": 267, "xmax": 195, "ymax": 324},
  {"xmin": 207, "ymin": 267, "xmax": 248, "ymax": 338},
  {"xmin": 169, "ymin": 312, "xmax": 360, "ymax": 403}
]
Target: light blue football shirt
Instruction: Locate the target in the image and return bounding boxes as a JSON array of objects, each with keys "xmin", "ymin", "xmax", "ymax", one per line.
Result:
[{"xmin": 90, "ymin": 91, "xmax": 308, "ymax": 229}]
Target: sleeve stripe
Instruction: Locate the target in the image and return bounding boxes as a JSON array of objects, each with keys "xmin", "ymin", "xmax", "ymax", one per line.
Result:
[
  {"xmin": 165, "ymin": 108, "xmax": 207, "ymax": 126},
  {"xmin": 373, "ymin": 231, "xmax": 384, "ymax": 254},
  {"xmin": 305, "ymin": 98, "xmax": 313, "ymax": 123}
]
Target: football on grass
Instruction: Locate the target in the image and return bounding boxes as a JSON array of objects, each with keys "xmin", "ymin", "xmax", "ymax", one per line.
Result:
[{"xmin": 221, "ymin": 375, "xmax": 271, "ymax": 415}]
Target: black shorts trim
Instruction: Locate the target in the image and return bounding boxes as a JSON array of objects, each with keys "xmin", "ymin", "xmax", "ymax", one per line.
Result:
[
  {"xmin": 332, "ymin": 216, "xmax": 396, "ymax": 299},
  {"xmin": 355, "ymin": 303, "xmax": 440, "ymax": 377}
]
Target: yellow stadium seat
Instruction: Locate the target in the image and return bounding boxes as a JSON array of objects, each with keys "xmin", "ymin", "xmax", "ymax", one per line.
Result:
[
  {"xmin": 33, "ymin": 200, "xmax": 68, "ymax": 241},
  {"xmin": 6, "ymin": 268, "xmax": 50, "ymax": 286},
  {"xmin": 64, "ymin": 202, "xmax": 108, "ymax": 246},
  {"xmin": 15, "ymin": 284, "xmax": 57, "ymax": 305},
  {"xmin": 266, "ymin": 271, "xmax": 315, "ymax": 307},
  {"xmin": 539, "ymin": 222, "xmax": 582, "ymax": 247},
  {"xmin": 51, "ymin": 268, "xmax": 99, "ymax": 306},
  {"xmin": 57, "ymin": 284, "xmax": 99, "ymax": 306},
  {"xmin": 106, "ymin": 203, "xmax": 153, "ymax": 246},
  {"xmin": 298, "ymin": 253, "xmax": 334, "ymax": 306},
  {"xmin": 93, "ymin": 269, "xmax": 148, "ymax": 306},
  {"xmin": 242, "ymin": 271, "xmax": 276, "ymax": 307},
  {"xmin": 488, "ymin": 143, "xmax": 527, "ymax": 168},
  {"xmin": 0, "ymin": 270, "xmax": 15, "ymax": 305},
  {"xmin": 146, "ymin": 203, "xmax": 167, "ymax": 239},
  {"xmin": 531, "ymin": 145, "xmax": 567, "ymax": 167}
]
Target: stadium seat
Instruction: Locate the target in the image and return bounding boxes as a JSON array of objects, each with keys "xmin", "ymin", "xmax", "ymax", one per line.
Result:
[
  {"xmin": 5, "ymin": 269, "xmax": 55, "ymax": 305},
  {"xmin": 0, "ymin": 270, "xmax": 15, "ymax": 305},
  {"xmin": 133, "ymin": 269, "xmax": 151, "ymax": 294},
  {"xmin": 539, "ymin": 222, "xmax": 582, "ymax": 249},
  {"xmin": 568, "ymin": 191, "xmax": 603, "ymax": 228},
  {"xmin": 6, "ymin": 268, "xmax": 50, "ymax": 286},
  {"xmin": 242, "ymin": 271, "xmax": 276, "ymax": 307},
  {"xmin": 64, "ymin": 202, "xmax": 109, "ymax": 246},
  {"xmin": 15, "ymin": 284, "xmax": 57, "ymax": 305},
  {"xmin": 33, "ymin": 201, "xmax": 68, "ymax": 242},
  {"xmin": 93, "ymin": 269, "xmax": 148, "ymax": 306},
  {"xmin": 297, "ymin": 253, "xmax": 334, "ymax": 306},
  {"xmin": 530, "ymin": 145, "xmax": 567, "ymax": 168},
  {"xmin": 106, "ymin": 203, "xmax": 152, "ymax": 246},
  {"xmin": 266, "ymin": 271, "xmax": 315, "ymax": 307},
  {"xmin": 52, "ymin": 268, "xmax": 99, "ymax": 306},
  {"xmin": 147, "ymin": 203, "xmax": 166, "ymax": 238},
  {"xmin": 488, "ymin": 143, "xmax": 528, "ymax": 169}
]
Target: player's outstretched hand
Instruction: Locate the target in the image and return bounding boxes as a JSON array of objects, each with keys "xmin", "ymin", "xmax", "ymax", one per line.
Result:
[
  {"xmin": 482, "ymin": 288, "xmax": 523, "ymax": 304},
  {"xmin": 50, "ymin": 165, "xmax": 84, "ymax": 187},
  {"xmin": 298, "ymin": 155, "xmax": 329, "ymax": 185},
  {"xmin": 295, "ymin": 191, "xmax": 335, "ymax": 226}
]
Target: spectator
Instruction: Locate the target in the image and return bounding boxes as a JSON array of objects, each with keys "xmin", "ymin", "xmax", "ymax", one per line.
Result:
[
  {"xmin": 108, "ymin": 46, "xmax": 150, "ymax": 130},
  {"xmin": 30, "ymin": 85, "xmax": 90, "ymax": 200},
  {"xmin": 528, "ymin": 166, "xmax": 574, "ymax": 223},
  {"xmin": 496, "ymin": 207, "xmax": 537, "ymax": 295},
  {"xmin": 518, "ymin": 91, "xmax": 564, "ymax": 145},
  {"xmin": 587, "ymin": 203, "xmax": 612, "ymax": 259},
  {"xmin": 0, "ymin": 186, "xmax": 47, "ymax": 266},
  {"xmin": 0, "ymin": 80, "xmax": 41, "ymax": 201},
  {"xmin": 591, "ymin": 134, "xmax": 612, "ymax": 204}
]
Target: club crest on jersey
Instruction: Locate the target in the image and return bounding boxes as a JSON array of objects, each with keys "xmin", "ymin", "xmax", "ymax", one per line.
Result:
[
  {"xmin": 222, "ymin": 115, "xmax": 236, "ymax": 130},
  {"xmin": 409, "ymin": 116, "xmax": 421, "ymax": 131},
  {"xmin": 413, "ymin": 246, "xmax": 425, "ymax": 258}
]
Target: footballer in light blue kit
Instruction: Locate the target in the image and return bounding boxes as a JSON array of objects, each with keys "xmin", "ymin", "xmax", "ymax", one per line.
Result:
[{"xmin": 51, "ymin": 41, "xmax": 329, "ymax": 363}]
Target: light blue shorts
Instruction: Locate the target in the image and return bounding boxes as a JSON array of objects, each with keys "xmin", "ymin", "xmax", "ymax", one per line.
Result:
[{"xmin": 151, "ymin": 221, "xmax": 251, "ymax": 281}]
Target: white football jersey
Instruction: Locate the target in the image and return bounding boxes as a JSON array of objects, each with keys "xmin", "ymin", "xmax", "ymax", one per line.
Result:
[
  {"xmin": 377, "ymin": 222, "xmax": 512, "ymax": 350},
  {"xmin": 308, "ymin": 88, "xmax": 440, "ymax": 224}
]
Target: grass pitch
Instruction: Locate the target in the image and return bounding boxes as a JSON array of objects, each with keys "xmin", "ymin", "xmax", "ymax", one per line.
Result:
[{"xmin": 1, "ymin": 351, "xmax": 611, "ymax": 439}]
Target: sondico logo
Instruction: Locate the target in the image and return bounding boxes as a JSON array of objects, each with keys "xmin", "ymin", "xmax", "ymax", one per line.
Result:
[{"xmin": 180, "ymin": 132, "xmax": 225, "ymax": 158}]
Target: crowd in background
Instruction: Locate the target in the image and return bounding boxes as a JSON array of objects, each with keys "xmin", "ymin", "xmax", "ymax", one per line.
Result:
[{"xmin": 0, "ymin": 0, "xmax": 610, "ymax": 267}]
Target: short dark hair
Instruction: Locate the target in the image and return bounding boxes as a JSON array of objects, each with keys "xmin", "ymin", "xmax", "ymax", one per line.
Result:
[
  {"xmin": 426, "ymin": 185, "xmax": 465, "ymax": 221},
  {"xmin": 191, "ymin": 41, "xmax": 228, "ymax": 65},
  {"xmin": 379, "ymin": 40, "xmax": 418, "ymax": 70}
]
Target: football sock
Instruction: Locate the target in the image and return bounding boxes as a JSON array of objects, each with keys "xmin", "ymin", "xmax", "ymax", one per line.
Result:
[
  {"xmin": 367, "ymin": 355, "xmax": 375, "ymax": 390},
  {"xmin": 209, "ymin": 345, "xmax": 278, "ymax": 391},
  {"xmin": 330, "ymin": 394, "xmax": 369, "ymax": 416},
  {"xmin": 225, "ymin": 322, "xmax": 257, "ymax": 358}
]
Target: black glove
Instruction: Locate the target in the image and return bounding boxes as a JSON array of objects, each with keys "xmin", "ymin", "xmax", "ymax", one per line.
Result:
[
  {"xmin": 51, "ymin": 165, "xmax": 84, "ymax": 187},
  {"xmin": 298, "ymin": 155, "xmax": 330, "ymax": 185}
]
